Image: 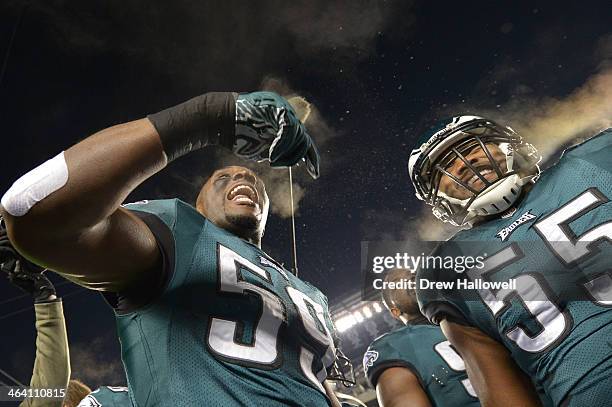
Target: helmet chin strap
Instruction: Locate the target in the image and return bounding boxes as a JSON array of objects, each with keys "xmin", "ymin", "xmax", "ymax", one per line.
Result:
[
  {"xmin": 468, "ymin": 174, "xmax": 525, "ymax": 214},
  {"xmin": 465, "ymin": 147, "xmax": 531, "ymax": 218}
]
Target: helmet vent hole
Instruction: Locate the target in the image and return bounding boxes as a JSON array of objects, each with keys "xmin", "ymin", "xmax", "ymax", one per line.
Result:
[
  {"xmin": 492, "ymin": 203, "xmax": 499, "ymax": 211},
  {"xmin": 481, "ymin": 208, "xmax": 488, "ymax": 214},
  {"xmin": 510, "ymin": 188, "xmax": 517, "ymax": 195},
  {"xmin": 503, "ymin": 196, "xmax": 511, "ymax": 204}
]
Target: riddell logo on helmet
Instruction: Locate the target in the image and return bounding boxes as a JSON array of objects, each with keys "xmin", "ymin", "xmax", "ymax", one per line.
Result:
[{"xmin": 495, "ymin": 210, "xmax": 537, "ymax": 241}]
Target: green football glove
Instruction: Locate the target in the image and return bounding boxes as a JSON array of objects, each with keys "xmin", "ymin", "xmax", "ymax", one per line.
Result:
[{"xmin": 235, "ymin": 92, "xmax": 320, "ymax": 179}]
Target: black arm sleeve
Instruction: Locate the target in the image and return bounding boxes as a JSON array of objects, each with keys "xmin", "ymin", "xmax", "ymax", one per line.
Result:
[{"xmin": 147, "ymin": 92, "xmax": 237, "ymax": 162}]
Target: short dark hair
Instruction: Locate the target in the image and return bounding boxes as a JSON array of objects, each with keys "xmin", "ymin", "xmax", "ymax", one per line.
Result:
[
  {"xmin": 381, "ymin": 269, "xmax": 424, "ymax": 322},
  {"xmin": 63, "ymin": 379, "xmax": 92, "ymax": 407}
]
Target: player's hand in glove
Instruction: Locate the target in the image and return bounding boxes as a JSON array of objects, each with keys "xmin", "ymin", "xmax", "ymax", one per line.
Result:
[
  {"xmin": 149, "ymin": 90, "xmax": 321, "ymax": 178},
  {"xmin": 234, "ymin": 92, "xmax": 320, "ymax": 179},
  {"xmin": 0, "ymin": 216, "xmax": 56, "ymax": 303}
]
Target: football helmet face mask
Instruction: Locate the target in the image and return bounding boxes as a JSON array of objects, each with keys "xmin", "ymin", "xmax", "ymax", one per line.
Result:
[
  {"xmin": 408, "ymin": 115, "xmax": 541, "ymax": 226},
  {"xmin": 327, "ymin": 331, "xmax": 356, "ymax": 387},
  {"xmin": 326, "ymin": 347, "xmax": 356, "ymax": 387}
]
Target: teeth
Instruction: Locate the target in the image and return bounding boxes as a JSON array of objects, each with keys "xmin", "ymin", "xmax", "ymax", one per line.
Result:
[
  {"xmin": 235, "ymin": 196, "xmax": 254, "ymax": 204},
  {"xmin": 229, "ymin": 185, "xmax": 257, "ymax": 201},
  {"xmin": 468, "ymin": 169, "xmax": 495, "ymax": 186}
]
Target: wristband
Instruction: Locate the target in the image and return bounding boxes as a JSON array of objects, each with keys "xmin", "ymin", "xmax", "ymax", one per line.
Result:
[{"xmin": 147, "ymin": 92, "xmax": 237, "ymax": 162}]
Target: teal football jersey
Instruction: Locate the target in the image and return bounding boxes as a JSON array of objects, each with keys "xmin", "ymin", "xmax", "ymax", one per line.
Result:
[
  {"xmin": 114, "ymin": 199, "xmax": 337, "ymax": 407},
  {"xmin": 417, "ymin": 129, "xmax": 612, "ymax": 405},
  {"xmin": 364, "ymin": 324, "xmax": 479, "ymax": 406},
  {"xmin": 77, "ymin": 387, "xmax": 130, "ymax": 407}
]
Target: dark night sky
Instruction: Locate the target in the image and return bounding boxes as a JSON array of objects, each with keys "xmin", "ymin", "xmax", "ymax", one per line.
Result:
[{"xmin": 0, "ymin": 0, "xmax": 610, "ymax": 387}]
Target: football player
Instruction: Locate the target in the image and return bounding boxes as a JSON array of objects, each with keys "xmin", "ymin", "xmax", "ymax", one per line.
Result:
[
  {"xmin": 1, "ymin": 217, "xmax": 129, "ymax": 407},
  {"xmin": 363, "ymin": 268, "xmax": 479, "ymax": 407},
  {"xmin": 1, "ymin": 216, "xmax": 69, "ymax": 407},
  {"xmin": 409, "ymin": 116, "xmax": 611, "ymax": 406},
  {"xmin": 1, "ymin": 90, "xmax": 346, "ymax": 407}
]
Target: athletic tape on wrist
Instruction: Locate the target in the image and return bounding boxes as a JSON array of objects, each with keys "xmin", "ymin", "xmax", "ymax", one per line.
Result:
[{"xmin": 1, "ymin": 152, "xmax": 69, "ymax": 216}]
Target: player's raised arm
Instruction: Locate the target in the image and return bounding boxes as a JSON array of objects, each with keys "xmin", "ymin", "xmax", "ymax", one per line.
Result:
[
  {"xmin": 440, "ymin": 319, "xmax": 542, "ymax": 407},
  {"xmin": 1, "ymin": 219, "xmax": 69, "ymax": 407},
  {"xmin": 1, "ymin": 91, "xmax": 319, "ymax": 291}
]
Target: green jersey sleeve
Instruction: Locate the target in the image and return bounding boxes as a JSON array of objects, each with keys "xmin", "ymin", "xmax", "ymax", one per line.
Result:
[
  {"xmin": 364, "ymin": 325, "xmax": 480, "ymax": 406},
  {"xmin": 363, "ymin": 329, "xmax": 421, "ymax": 388}
]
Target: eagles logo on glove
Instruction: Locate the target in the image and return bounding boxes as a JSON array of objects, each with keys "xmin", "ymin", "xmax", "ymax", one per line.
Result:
[
  {"xmin": 235, "ymin": 92, "xmax": 321, "ymax": 179},
  {"xmin": 0, "ymin": 216, "xmax": 56, "ymax": 303}
]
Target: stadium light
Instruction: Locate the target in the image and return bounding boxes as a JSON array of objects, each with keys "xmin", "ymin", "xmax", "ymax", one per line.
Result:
[
  {"xmin": 353, "ymin": 310, "xmax": 364, "ymax": 323},
  {"xmin": 335, "ymin": 314, "xmax": 358, "ymax": 333},
  {"xmin": 333, "ymin": 301, "xmax": 388, "ymax": 333}
]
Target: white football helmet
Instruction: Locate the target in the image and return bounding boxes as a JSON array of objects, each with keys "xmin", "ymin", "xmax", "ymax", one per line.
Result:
[{"xmin": 408, "ymin": 115, "xmax": 541, "ymax": 226}]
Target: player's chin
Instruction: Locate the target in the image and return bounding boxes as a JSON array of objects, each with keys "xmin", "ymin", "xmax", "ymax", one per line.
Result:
[
  {"xmin": 227, "ymin": 214, "xmax": 260, "ymax": 233},
  {"xmin": 226, "ymin": 201, "xmax": 261, "ymax": 218},
  {"xmin": 225, "ymin": 207, "xmax": 261, "ymax": 232}
]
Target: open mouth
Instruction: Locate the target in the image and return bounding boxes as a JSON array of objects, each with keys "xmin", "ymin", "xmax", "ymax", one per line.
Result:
[
  {"xmin": 226, "ymin": 184, "xmax": 259, "ymax": 208},
  {"xmin": 464, "ymin": 167, "xmax": 498, "ymax": 189}
]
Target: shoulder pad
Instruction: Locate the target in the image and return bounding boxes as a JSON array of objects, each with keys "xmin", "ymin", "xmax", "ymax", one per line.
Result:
[{"xmin": 560, "ymin": 128, "xmax": 612, "ymax": 159}]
